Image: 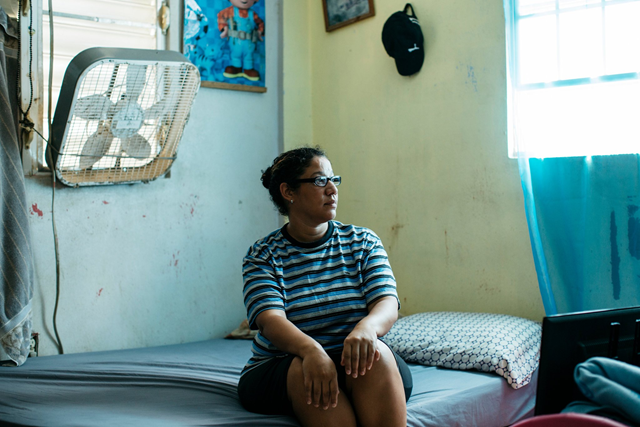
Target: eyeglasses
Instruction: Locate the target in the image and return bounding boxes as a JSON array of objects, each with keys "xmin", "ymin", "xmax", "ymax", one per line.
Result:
[{"xmin": 295, "ymin": 176, "xmax": 342, "ymax": 187}]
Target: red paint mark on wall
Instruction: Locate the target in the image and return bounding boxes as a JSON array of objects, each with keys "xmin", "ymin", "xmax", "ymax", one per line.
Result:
[
  {"xmin": 171, "ymin": 251, "xmax": 181, "ymax": 267},
  {"xmin": 31, "ymin": 204, "xmax": 43, "ymax": 217},
  {"xmin": 97, "ymin": 288, "xmax": 103, "ymax": 297},
  {"xmin": 102, "ymin": 201, "xmax": 109, "ymax": 205},
  {"xmin": 180, "ymin": 195, "xmax": 200, "ymax": 218}
]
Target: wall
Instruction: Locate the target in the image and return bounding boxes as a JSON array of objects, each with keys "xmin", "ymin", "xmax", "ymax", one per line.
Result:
[
  {"xmin": 24, "ymin": 1, "xmax": 283, "ymax": 357},
  {"xmin": 0, "ymin": 0, "xmax": 17, "ymax": 17},
  {"xmin": 284, "ymin": 1, "xmax": 544, "ymax": 320},
  {"xmin": 283, "ymin": 1, "xmax": 313, "ymax": 148}
]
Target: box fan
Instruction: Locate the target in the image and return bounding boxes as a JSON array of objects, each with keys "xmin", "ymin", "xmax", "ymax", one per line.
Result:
[{"xmin": 46, "ymin": 47, "xmax": 200, "ymax": 186}]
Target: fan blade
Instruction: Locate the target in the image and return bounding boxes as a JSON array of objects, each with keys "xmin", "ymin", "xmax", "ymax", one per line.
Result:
[
  {"xmin": 144, "ymin": 68, "xmax": 179, "ymax": 121},
  {"xmin": 73, "ymin": 95, "xmax": 114, "ymax": 120},
  {"xmin": 144, "ymin": 100, "xmax": 166, "ymax": 121},
  {"xmin": 79, "ymin": 125, "xmax": 114, "ymax": 169},
  {"xmin": 121, "ymin": 134, "xmax": 152, "ymax": 159},
  {"xmin": 126, "ymin": 64, "xmax": 147, "ymax": 101}
]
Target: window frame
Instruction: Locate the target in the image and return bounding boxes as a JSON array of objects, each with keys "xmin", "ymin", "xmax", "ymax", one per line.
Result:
[
  {"xmin": 20, "ymin": 0, "xmax": 183, "ymax": 175},
  {"xmin": 505, "ymin": 0, "xmax": 640, "ymax": 158}
]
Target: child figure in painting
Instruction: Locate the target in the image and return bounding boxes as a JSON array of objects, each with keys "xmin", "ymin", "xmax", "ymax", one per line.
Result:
[{"xmin": 217, "ymin": 0, "xmax": 265, "ymax": 82}]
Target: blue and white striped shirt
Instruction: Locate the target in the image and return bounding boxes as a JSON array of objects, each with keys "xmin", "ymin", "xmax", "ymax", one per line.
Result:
[{"xmin": 241, "ymin": 221, "xmax": 399, "ymax": 374}]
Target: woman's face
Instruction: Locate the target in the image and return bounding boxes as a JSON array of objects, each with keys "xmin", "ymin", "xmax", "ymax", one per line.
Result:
[{"xmin": 287, "ymin": 156, "xmax": 338, "ymax": 226}]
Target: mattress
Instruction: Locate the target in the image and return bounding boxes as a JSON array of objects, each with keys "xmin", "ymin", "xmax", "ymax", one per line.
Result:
[{"xmin": 0, "ymin": 338, "xmax": 536, "ymax": 426}]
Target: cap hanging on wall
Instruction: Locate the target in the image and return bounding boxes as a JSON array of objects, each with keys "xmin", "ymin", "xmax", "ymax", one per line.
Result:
[{"xmin": 382, "ymin": 4, "xmax": 424, "ymax": 76}]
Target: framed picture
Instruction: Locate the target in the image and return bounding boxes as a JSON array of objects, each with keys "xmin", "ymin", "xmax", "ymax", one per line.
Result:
[
  {"xmin": 322, "ymin": 0, "xmax": 375, "ymax": 32},
  {"xmin": 183, "ymin": 0, "xmax": 267, "ymax": 93}
]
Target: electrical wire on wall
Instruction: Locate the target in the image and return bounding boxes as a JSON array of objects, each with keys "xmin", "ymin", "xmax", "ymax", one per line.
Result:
[
  {"xmin": 47, "ymin": 0, "xmax": 64, "ymax": 356},
  {"xmin": 17, "ymin": 0, "xmax": 64, "ymax": 355}
]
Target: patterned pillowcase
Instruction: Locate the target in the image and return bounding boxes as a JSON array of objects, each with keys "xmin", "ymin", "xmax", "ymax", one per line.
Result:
[{"xmin": 383, "ymin": 312, "xmax": 542, "ymax": 389}]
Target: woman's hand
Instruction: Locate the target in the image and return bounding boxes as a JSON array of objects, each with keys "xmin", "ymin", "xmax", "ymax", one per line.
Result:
[
  {"xmin": 341, "ymin": 321, "xmax": 380, "ymax": 378},
  {"xmin": 255, "ymin": 310, "xmax": 340, "ymax": 410},
  {"xmin": 340, "ymin": 296, "xmax": 400, "ymax": 378},
  {"xmin": 301, "ymin": 348, "xmax": 340, "ymax": 410}
]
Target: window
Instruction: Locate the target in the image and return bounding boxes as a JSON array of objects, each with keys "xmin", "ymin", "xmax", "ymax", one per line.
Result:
[
  {"xmin": 505, "ymin": 0, "xmax": 640, "ymax": 158},
  {"xmin": 20, "ymin": 0, "xmax": 174, "ymax": 174}
]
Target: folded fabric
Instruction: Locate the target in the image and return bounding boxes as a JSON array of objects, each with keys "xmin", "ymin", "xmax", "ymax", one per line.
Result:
[
  {"xmin": 224, "ymin": 319, "xmax": 257, "ymax": 340},
  {"xmin": 569, "ymin": 357, "xmax": 640, "ymax": 424}
]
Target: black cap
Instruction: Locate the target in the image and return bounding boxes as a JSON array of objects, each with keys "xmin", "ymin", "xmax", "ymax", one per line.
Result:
[{"xmin": 382, "ymin": 4, "xmax": 424, "ymax": 76}]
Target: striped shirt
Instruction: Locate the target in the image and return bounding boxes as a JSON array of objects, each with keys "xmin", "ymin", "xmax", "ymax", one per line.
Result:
[{"xmin": 241, "ymin": 221, "xmax": 399, "ymax": 374}]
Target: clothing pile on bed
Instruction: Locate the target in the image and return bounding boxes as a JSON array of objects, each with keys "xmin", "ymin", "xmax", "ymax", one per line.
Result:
[{"xmin": 563, "ymin": 357, "xmax": 640, "ymax": 427}]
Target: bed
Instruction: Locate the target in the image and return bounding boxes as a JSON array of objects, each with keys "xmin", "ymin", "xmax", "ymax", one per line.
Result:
[{"xmin": 0, "ymin": 315, "xmax": 539, "ymax": 427}]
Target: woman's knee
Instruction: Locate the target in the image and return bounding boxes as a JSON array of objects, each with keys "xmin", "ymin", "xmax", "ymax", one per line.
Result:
[
  {"xmin": 346, "ymin": 342, "xmax": 407, "ymax": 427},
  {"xmin": 346, "ymin": 341, "xmax": 401, "ymax": 389},
  {"xmin": 371, "ymin": 340, "xmax": 399, "ymax": 374}
]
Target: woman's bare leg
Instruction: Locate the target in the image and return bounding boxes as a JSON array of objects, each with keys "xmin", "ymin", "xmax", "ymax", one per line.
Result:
[
  {"xmin": 345, "ymin": 341, "xmax": 406, "ymax": 427},
  {"xmin": 287, "ymin": 356, "xmax": 358, "ymax": 427}
]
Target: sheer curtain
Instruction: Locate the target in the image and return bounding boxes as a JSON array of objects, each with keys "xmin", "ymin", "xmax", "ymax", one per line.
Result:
[
  {"xmin": 0, "ymin": 7, "xmax": 34, "ymax": 366},
  {"xmin": 504, "ymin": 0, "xmax": 640, "ymax": 315}
]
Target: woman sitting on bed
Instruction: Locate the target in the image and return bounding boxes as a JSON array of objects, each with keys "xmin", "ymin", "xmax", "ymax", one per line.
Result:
[{"xmin": 238, "ymin": 147, "xmax": 412, "ymax": 427}]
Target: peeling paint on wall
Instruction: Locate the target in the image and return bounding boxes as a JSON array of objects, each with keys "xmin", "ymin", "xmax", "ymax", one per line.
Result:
[{"xmin": 30, "ymin": 203, "xmax": 43, "ymax": 217}]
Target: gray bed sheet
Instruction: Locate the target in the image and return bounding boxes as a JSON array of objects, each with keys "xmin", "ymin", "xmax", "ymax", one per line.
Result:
[{"xmin": 0, "ymin": 339, "xmax": 536, "ymax": 427}]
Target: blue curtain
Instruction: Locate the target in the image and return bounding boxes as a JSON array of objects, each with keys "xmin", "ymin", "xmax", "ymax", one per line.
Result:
[
  {"xmin": 519, "ymin": 154, "xmax": 640, "ymax": 315},
  {"xmin": 504, "ymin": 0, "xmax": 640, "ymax": 315}
]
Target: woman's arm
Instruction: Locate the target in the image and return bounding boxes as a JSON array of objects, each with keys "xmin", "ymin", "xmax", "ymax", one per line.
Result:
[
  {"xmin": 256, "ymin": 309, "xmax": 340, "ymax": 410},
  {"xmin": 341, "ymin": 296, "xmax": 399, "ymax": 378}
]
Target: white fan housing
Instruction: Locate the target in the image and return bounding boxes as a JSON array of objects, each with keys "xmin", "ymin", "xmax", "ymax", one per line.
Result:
[{"xmin": 47, "ymin": 47, "xmax": 200, "ymax": 186}]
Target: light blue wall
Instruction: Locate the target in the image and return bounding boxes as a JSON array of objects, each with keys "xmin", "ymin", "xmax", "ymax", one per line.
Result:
[{"xmin": 23, "ymin": 1, "xmax": 282, "ymax": 357}]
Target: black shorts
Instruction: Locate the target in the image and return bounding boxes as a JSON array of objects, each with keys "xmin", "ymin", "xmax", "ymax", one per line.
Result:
[{"xmin": 237, "ymin": 341, "xmax": 413, "ymax": 416}]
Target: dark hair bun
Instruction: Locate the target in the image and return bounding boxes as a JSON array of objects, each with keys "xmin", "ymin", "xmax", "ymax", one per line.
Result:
[
  {"xmin": 260, "ymin": 167, "xmax": 272, "ymax": 189},
  {"xmin": 261, "ymin": 146, "xmax": 326, "ymax": 216}
]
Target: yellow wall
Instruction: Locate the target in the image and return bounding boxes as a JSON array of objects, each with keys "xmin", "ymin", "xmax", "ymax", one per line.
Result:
[
  {"xmin": 283, "ymin": 1, "xmax": 544, "ymax": 320},
  {"xmin": 283, "ymin": 1, "xmax": 313, "ymax": 148}
]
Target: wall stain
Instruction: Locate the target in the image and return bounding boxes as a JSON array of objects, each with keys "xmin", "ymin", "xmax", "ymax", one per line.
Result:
[
  {"xmin": 102, "ymin": 201, "xmax": 109, "ymax": 205},
  {"xmin": 30, "ymin": 203, "xmax": 43, "ymax": 217},
  {"xmin": 180, "ymin": 194, "xmax": 200, "ymax": 218},
  {"xmin": 478, "ymin": 281, "xmax": 500, "ymax": 295},
  {"xmin": 467, "ymin": 65, "xmax": 478, "ymax": 92},
  {"xmin": 628, "ymin": 205, "xmax": 640, "ymax": 260},
  {"xmin": 455, "ymin": 63, "xmax": 478, "ymax": 92},
  {"xmin": 171, "ymin": 251, "xmax": 181, "ymax": 267},
  {"xmin": 388, "ymin": 223, "xmax": 404, "ymax": 251},
  {"xmin": 390, "ymin": 223, "xmax": 404, "ymax": 236},
  {"xmin": 97, "ymin": 288, "xmax": 103, "ymax": 297},
  {"xmin": 444, "ymin": 230, "xmax": 449, "ymax": 262},
  {"xmin": 610, "ymin": 211, "xmax": 621, "ymax": 300}
]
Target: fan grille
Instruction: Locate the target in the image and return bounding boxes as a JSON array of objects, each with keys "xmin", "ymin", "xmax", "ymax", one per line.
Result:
[{"xmin": 54, "ymin": 58, "xmax": 199, "ymax": 186}]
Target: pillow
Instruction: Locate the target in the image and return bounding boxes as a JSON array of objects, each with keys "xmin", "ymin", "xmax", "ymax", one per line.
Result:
[{"xmin": 383, "ymin": 312, "xmax": 541, "ymax": 389}]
